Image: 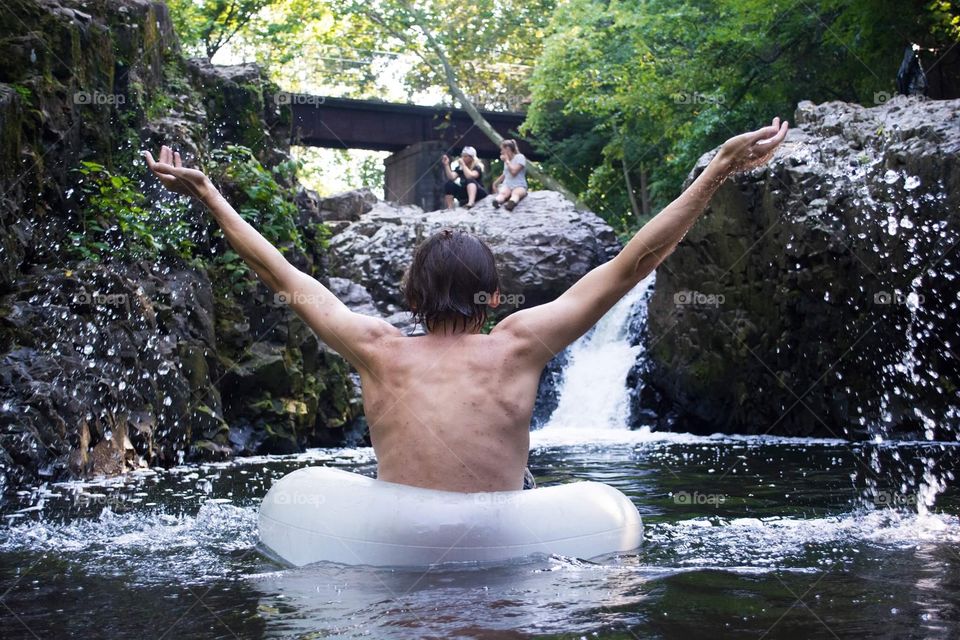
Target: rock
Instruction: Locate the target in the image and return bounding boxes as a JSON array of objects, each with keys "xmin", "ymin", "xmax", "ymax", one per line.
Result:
[
  {"xmin": 186, "ymin": 58, "xmax": 291, "ymax": 168},
  {"xmin": 325, "ymin": 220, "xmax": 353, "ymax": 236},
  {"xmin": 305, "ymin": 187, "xmax": 378, "ymax": 221},
  {"xmin": 643, "ymin": 96, "xmax": 960, "ymax": 439},
  {"xmin": 0, "ymin": 0, "xmax": 359, "ymax": 488},
  {"xmin": 319, "ymin": 187, "xmax": 377, "ymax": 220},
  {"xmin": 295, "ymin": 187, "xmax": 323, "ymax": 222},
  {"xmin": 0, "ymin": 264, "xmax": 214, "ymax": 480},
  {"xmin": 327, "ymin": 276, "xmax": 384, "ymax": 318},
  {"xmin": 327, "ymin": 276, "xmax": 419, "ymax": 334},
  {"xmin": 296, "ymin": 187, "xmax": 377, "ymax": 224},
  {"xmin": 530, "ymin": 349, "xmax": 568, "ymax": 429},
  {"xmin": 0, "ymin": 84, "xmax": 25, "ymax": 287},
  {"xmin": 328, "ymin": 190, "xmax": 621, "ymax": 314}
]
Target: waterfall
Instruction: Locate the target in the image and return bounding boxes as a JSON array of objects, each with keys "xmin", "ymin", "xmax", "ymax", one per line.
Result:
[{"xmin": 541, "ymin": 273, "xmax": 656, "ymax": 431}]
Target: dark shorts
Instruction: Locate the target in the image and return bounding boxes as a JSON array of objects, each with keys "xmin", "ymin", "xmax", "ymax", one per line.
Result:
[
  {"xmin": 444, "ymin": 179, "xmax": 487, "ymax": 203},
  {"xmin": 522, "ymin": 467, "xmax": 536, "ymax": 490}
]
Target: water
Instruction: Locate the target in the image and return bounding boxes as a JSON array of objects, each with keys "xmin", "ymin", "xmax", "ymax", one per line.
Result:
[
  {"xmin": 3, "ymin": 275, "xmax": 959, "ymax": 638},
  {"xmin": 0, "ymin": 438, "xmax": 958, "ymax": 638},
  {"xmin": 544, "ymin": 275, "xmax": 654, "ymax": 430}
]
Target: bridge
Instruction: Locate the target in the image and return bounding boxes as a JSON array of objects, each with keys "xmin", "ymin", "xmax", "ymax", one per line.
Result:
[{"xmin": 287, "ymin": 95, "xmax": 540, "ymax": 210}]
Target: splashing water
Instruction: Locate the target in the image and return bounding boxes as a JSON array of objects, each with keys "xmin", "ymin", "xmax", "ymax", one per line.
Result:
[
  {"xmin": 542, "ymin": 274, "xmax": 655, "ymax": 431},
  {"xmin": 1, "ymin": 439, "xmax": 958, "ymax": 639}
]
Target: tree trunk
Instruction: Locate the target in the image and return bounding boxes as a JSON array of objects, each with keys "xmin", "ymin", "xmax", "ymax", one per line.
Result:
[
  {"xmin": 622, "ymin": 156, "xmax": 641, "ymax": 221},
  {"xmin": 639, "ymin": 162, "xmax": 652, "ymax": 219}
]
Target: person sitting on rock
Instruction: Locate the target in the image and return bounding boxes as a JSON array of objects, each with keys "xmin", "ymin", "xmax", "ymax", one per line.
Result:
[
  {"xmin": 442, "ymin": 146, "xmax": 486, "ymax": 210},
  {"xmin": 492, "ymin": 139, "xmax": 527, "ymax": 211},
  {"xmin": 143, "ymin": 117, "xmax": 787, "ymax": 493}
]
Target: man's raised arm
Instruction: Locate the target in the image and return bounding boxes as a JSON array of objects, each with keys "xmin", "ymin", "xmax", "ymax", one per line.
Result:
[
  {"xmin": 493, "ymin": 117, "xmax": 789, "ymax": 364},
  {"xmin": 144, "ymin": 146, "xmax": 398, "ymax": 372}
]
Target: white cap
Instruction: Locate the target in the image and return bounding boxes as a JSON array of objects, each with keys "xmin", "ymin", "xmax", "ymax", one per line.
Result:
[{"xmin": 461, "ymin": 146, "xmax": 477, "ymax": 158}]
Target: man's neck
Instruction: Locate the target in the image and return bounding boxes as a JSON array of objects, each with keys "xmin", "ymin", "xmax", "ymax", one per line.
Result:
[{"xmin": 426, "ymin": 320, "xmax": 482, "ymax": 338}]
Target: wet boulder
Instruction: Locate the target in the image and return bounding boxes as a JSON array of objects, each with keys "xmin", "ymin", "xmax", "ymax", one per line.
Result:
[{"xmin": 643, "ymin": 96, "xmax": 960, "ymax": 439}]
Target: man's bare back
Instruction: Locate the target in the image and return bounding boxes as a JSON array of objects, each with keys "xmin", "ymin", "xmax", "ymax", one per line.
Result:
[
  {"xmin": 362, "ymin": 329, "xmax": 542, "ymax": 492},
  {"xmin": 145, "ymin": 117, "xmax": 788, "ymax": 493}
]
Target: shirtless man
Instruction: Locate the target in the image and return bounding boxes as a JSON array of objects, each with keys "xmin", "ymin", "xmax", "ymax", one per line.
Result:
[{"xmin": 144, "ymin": 117, "xmax": 788, "ymax": 493}]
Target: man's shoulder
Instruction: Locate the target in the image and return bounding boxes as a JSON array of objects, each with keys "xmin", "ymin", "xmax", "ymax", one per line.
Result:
[{"xmin": 489, "ymin": 313, "xmax": 546, "ymax": 361}]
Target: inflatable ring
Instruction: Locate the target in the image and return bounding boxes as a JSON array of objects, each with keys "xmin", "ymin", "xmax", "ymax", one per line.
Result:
[{"xmin": 258, "ymin": 466, "xmax": 643, "ymax": 567}]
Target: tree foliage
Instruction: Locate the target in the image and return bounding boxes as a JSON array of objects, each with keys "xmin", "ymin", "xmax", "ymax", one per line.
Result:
[
  {"xmin": 165, "ymin": 0, "xmax": 959, "ymax": 224},
  {"xmin": 168, "ymin": 0, "xmax": 280, "ymax": 58},
  {"xmin": 525, "ymin": 0, "xmax": 960, "ymax": 227},
  {"xmin": 339, "ymin": 0, "xmax": 555, "ymax": 110}
]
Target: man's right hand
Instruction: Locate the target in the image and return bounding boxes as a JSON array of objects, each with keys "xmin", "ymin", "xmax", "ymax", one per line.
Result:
[
  {"xmin": 441, "ymin": 154, "xmax": 450, "ymax": 165},
  {"xmin": 144, "ymin": 145, "xmax": 214, "ymax": 202},
  {"xmin": 714, "ymin": 117, "xmax": 789, "ymax": 176}
]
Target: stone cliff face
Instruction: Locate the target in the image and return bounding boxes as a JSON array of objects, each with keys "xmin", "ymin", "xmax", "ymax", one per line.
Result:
[
  {"xmin": 0, "ymin": 0, "xmax": 358, "ymax": 487},
  {"xmin": 643, "ymin": 97, "xmax": 960, "ymax": 440}
]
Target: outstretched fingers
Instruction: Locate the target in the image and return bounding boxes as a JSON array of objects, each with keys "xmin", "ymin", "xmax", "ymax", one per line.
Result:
[
  {"xmin": 150, "ymin": 161, "xmax": 180, "ymax": 175},
  {"xmin": 754, "ymin": 121, "xmax": 789, "ymax": 155},
  {"xmin": 144, "ymin": 150, "xmax": 170, "ymax": 179},
  {"xmin": 749, "ymin": 117, "xmax": 781, "ymax": 143}
]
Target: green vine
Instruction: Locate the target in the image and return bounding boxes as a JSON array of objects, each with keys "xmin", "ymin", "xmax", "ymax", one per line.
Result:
[
  {"xmin": 70, "ymin": 161, "xmax": 194, "ymax": 262},
  {"xmin": 207, "ymin": 145, "xmax": 305, "ymax": 253}
]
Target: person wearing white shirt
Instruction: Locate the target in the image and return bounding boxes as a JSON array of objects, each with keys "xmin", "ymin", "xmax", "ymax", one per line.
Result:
[{"xmin": 491, "ymin": 139, "xmax": 527, "ymax": 211}]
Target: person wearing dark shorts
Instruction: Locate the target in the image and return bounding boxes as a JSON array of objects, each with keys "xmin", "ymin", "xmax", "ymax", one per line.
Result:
[{"xmin": 442, "ymin": 146, "xmax": 487, "ymax": 209}]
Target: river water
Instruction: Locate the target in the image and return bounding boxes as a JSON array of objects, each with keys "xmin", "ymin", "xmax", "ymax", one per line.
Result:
[
  {"xmin": 2, "ymin": 280, "xmax": 959, "ymax": 639},
  {"xmin": 1, "ymin": 436, "xmax": 958, "ymax": 638}
]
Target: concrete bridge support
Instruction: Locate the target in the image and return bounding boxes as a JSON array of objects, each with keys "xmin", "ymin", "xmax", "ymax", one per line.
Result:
[{"xmin": 384, "ymin": 141, "xmax": 447, "ymax": 211}]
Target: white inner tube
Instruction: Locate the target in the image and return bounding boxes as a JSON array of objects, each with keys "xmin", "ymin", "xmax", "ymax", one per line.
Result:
[{"xmin": 258, "ymin": 466, "xmax": 643, "ymax": 567}]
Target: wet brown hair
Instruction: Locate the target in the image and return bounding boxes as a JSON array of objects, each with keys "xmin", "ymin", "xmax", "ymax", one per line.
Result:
[{"xmin": 402, "ymin": 229, "xmax": 500, "ymax": 333}]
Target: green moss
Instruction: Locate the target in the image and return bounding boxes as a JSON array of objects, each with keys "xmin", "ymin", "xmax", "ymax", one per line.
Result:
[{"xmin": 11, "ymin": 84, "xmax": 32, "ymax": 103}]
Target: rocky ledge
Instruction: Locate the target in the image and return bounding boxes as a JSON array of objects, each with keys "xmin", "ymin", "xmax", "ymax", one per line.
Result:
[{"xmin": 642, "ymin": 96, "xmax": 960, "ymax": 440}]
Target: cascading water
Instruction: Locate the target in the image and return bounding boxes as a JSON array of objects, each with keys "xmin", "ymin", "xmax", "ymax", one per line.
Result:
[{"xmin": 541, "ymin": 273, "xmax": 655, "ymax": 431}]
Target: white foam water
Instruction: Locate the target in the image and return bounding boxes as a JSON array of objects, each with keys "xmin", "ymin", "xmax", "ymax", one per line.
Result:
[
  {"xmin": 542, "ymin": 274, "xmax": 655, "ymax": 431},
  {"xmin": 645, "ymin": 509, "xmax": 960, "ymax": 568}
]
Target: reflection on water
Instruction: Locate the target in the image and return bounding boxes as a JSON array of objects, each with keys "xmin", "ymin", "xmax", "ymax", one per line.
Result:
[{"xmin": 1, "ymin": 434, "xmax": 958, "ymax": 639}]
